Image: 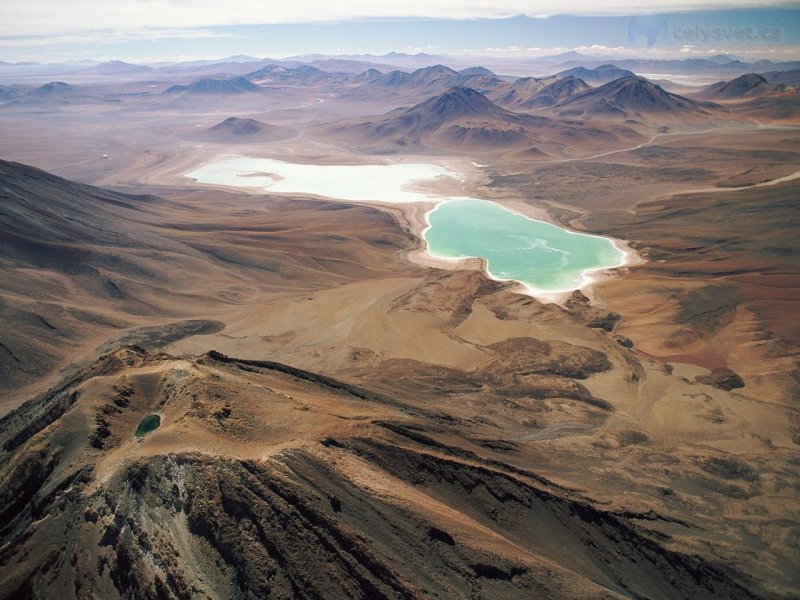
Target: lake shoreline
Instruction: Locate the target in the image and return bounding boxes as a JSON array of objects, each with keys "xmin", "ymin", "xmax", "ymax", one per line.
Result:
[
  {"xmin": 397, "ymin": 197, "xmax": 642, "ymax": 305},
  {"xmin": 184, "ymin": 154, "xmax": 644, "ymax": 305}
]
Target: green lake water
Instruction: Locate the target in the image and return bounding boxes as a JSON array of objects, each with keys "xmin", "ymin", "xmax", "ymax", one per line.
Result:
[
  {"xmin": 135, "ymin": 414, "xmax": 161, "ymax": 437},
  {"xmin": 424, "ymin": 198, "xmax": 623, "ymax": 293}
]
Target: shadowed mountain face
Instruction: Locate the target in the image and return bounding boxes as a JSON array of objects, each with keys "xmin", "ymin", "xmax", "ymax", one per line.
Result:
[
  {"xmin": 333, "ymin": 86, "xmax": 642, "ymax": 154},
  {"xmin": 761, "ymin": 68, "xmax": 800, "ymax": 86},
  {"xmin": 0, "ymin": 81, "xmax": 96, "ymax": 108},
  {"xmin": 245, "ymin": 64, "xmax": 346, "ymax": 85},
  {"xmin": 555, "ymin": 64, "xmax": 635, "ymax": 85},
  {"xmin": 691, "ymin": 73, "xmax": 799, "ymax": 120},
  {"xmin": 0, "ymin": 160, "xmax": 167, "ymax": 269},
  {"xmin": 210, "ymin": 116, "xmax": 267, "ymax": 135},
  {"xmin": 452, "ymin": 73, "xmax": 506, "ymax": 92},
  {"xmin": 87, "ymin": 60, "xmax": 153, "ymax": 75},
  {"xmin": 370, "ymin": 65, "xmax": 458, "ymax": 89},
  {"xmin": 492, "ymin": 77, "xmax": 555, "ymax": 107},
  {"xmin": 0, "ymin": 159, "xmax": 176, "ymax": 387},
  {"xmin": 0, "ymin": 159, "xmax": 415, "ymax": 394},
  {"xmin": 188, "ymin": 117, "xmax": 296, "ymax": 143},
  {"xmin": 407, "ymin": 86, "xmax": 517, "ymax": 126},
  {"xmin": 457, "ymin": 66, "xmax": 497, "ymax": 78},
  {"xmin": 354, "ymin": 67, "xmax": 383, "ymax": 82},
  {"xmin": 732, "ymin": 87, "xmax": 800, "ymax": 120},
  {"xmin": 370, "ymin": 69, "xmax": 412, "ymax": 87},
  {"xmin": 364, "ymin": 64, "xmax": 504, "ymax": 96},
  {"xmin": 403, "ymin": 64, "xmax": 459, "ymax": 87},
  {"xmin": 555, "ymin": 76, "xmax": 719, "ymax": 120},
  {"xmin": 697, "ymin": 73, "xmax": 785, "ymax": 99},
  {"xmin": 165, "ymin": 76, "xmax": 262, "ymax": 95},
  {"xmin": 518, "ymin": 76, "xmax": 591, "ymax": 109},
  {"xmin": 29, "ymin": 82, "xmax": 75, "ymax": 96},
  {"xmin": 336, "ymin": 86, "xmax": 539, "ymax": 142}
]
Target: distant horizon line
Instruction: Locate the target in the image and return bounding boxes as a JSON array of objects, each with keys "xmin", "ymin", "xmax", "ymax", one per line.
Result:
[{"xmin": 3, "ymin": 48, "xmax": 800, "ymax": 68}]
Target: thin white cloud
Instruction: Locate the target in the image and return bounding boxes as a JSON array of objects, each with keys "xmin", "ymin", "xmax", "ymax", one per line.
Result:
[
  {"xmin": 0, "ymin": 28, "xmax": 234, "ymax": 49},
  {"xmin": 454, "ymin": 43, "xmax": 800, "ymax": 60},
  {"xmin": 1, "ymin": 0, "xmax": 798, "ymax": 36}
]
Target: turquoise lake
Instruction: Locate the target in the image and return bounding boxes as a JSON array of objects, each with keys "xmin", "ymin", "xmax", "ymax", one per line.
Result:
[
  {"xmin": 424, "ymin": 199, "xmax": 623, "ymax": 292},
  {"xmin": 186, "ymin": 157, "xmax": 626, "ymax": 294}
]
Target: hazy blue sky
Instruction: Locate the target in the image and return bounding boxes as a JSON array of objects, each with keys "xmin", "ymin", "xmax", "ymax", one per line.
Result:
[{"xmin": 1, "ymin": 2, "xmax": 799, "ymax": 63}]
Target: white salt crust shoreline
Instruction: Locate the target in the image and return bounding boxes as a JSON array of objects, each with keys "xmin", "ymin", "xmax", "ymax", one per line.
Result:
[{"xmin": 184, "ymin": 154, "xmax": 644, "ymax": 304}]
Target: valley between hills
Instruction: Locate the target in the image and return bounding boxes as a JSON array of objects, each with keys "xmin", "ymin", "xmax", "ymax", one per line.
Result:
[{"xmin": 0, "ymin": 55, "xmax": 799, "ymax": 599}]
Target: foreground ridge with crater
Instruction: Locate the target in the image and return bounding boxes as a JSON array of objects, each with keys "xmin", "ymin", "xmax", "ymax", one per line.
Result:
[{"xmin": 0, "ymin": 347, "xmax": 758, "ymax": 599}]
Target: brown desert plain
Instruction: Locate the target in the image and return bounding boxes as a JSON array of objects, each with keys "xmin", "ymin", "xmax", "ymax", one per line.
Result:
[{"xmin": 0, "ymin": 58, "xmax": 799, "ymax": 599}]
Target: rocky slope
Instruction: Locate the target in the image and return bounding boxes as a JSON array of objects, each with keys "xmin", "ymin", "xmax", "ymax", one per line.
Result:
[
  {"xmin": 0, "ymin": 159, "xmax": 415, "ymax": 396},
  {"xmin": 0, "ymin": 347, "xmax": 759, "ymax": 599}
]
